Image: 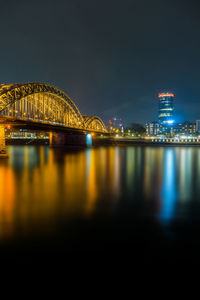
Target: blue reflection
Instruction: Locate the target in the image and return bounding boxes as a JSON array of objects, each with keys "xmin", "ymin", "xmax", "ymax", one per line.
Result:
[
  {"xmin": 159, "ymin": 149, "xmax": 177, "ymax": 225},
  {"xmin": 86, "ymin": 134, "xmax": 92, "ymax": 147}
]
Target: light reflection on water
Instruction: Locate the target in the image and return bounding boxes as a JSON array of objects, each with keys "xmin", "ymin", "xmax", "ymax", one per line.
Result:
[
  {"xmin": 159, "ymin": 149, "xmax": 176, "ymax": 224},
  {"xmin": 1, "ymin": 145, "xmax": 200, "ymax": 240}
]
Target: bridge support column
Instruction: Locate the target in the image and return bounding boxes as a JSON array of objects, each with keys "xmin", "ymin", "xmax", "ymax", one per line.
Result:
[
  {"xmin": 49, "ymin": 132, "xmax": 89, "ymax": 147},
  {"xmin": 0, "ymin": 125, "xmax": 8, "ymax": 158}
]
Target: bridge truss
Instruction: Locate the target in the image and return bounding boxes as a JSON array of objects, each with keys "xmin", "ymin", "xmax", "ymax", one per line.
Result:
[{"xmin": 0, "ymin": 82, "xmax": 107, "ymax": 133}]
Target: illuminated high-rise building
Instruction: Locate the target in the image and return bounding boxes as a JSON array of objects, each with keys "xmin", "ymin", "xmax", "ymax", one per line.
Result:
[
  {"xmin": 158, "ymin": 93, "xmax": 174, "ymax": 125},
  {"xmin": 196, "ymin": 120, "xmax": 200, "ymax": 133}
]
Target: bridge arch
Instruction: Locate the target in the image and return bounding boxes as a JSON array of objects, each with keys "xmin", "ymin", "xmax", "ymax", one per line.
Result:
[
  {"xmin": 0, "ymin": 82, "xmax": 84, "ymax": 128},
  {"xmin": 0, "ymin": 82, "xmax": 107, "ymax": 133},
  {"xmin": 83, "ymin": 116, "xmax": 107, "ymax": 132}
]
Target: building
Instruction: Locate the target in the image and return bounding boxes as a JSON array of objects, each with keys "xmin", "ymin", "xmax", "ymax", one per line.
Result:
[
  {"xmin": 158, "ymin": 93, "xmax": 174, "ymax": 125},
  {"xmin": 171, "ymin": 121, "xmax": 196, "ymax": 136},
  {"xmin": 146, "ymin": 121, "xmax": 160, "ymax": 136},
  {"xmin": 159, "ymin": 124, "xmax": 172, "ymax": 136},
  {"xmin": 146, "ymin": 92, "xmax": 198, "ymax": 138},
  {"xmin": 5, "ymin": 128, "xmax": 49, "ymax": 140},
  {"xmin": 196, "ymin": 120, "xmax": 200, "ymax": 133}
]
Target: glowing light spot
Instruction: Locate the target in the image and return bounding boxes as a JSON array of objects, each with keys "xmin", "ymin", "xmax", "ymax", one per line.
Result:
[{"xmin": 86, "ymin": 133, "xmax": 92, "ymax": 146}]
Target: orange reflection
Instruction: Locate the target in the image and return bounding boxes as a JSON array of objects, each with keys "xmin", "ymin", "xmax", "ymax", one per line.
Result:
[
  {"xmin": 2, "ymin": 144, "xmax": 198, "ymax": 242},
  {"xmin": 85, "ymin": 149, "xmax": 97, "ymax": 214},
  {"xmin": 0, "ymin": 162, "xmax": 15, "ymax": 238}
]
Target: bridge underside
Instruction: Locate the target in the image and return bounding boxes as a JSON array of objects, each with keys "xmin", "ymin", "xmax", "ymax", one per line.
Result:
[
  {"xmin": 49, "ymin": 131, "xmax": 89, "ymax": 147},
  {"xmin": 0, "ymin": 117, "xmax": 108, "ymax": 154}
]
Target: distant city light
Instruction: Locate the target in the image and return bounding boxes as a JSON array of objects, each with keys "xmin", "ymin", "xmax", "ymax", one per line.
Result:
[
  {"xmin": 107, "ymin": 116, "xmax": 124, "ymax": 134},
  {"xmin": 167, "ymin": 120, "xmax": 174, "ymax": 124}
]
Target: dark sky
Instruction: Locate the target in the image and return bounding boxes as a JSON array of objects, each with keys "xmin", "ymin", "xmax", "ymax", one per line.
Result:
[{"xmin": 0, "ymin": 0, "xmax": 200, "ymax": 125}]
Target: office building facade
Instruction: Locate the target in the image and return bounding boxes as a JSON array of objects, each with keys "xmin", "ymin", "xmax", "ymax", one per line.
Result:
[
  {"xmin": 158, "ymin": 93, "xmax": 174, "ymax": 124},
  {"xmin": 146, "ymin": 121, "xmax": 160, "ymax": 136},
  {"xmin": 196, "ymin": 120, "xmax": 200, "ymax": 133},
  {"xmin": 172, "ymin": 121, "xmax": 196, "ymax": 136}
]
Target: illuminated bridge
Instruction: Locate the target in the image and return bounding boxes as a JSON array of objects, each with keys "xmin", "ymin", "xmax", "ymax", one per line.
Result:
[{"xmin": 0, "ymin": 82, "xmax": 107, "ymax": 155}]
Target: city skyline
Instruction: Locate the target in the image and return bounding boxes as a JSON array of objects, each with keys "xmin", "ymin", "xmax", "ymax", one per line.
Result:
[
  {"xmin": 146, "ymin": 91, "xmax": 200, "ymax": 126},
  {"xmin": 146, "ymin": 91, "xmax": 199, "ymax": 137}
]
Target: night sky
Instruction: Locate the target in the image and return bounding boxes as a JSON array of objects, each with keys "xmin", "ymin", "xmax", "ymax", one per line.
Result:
[{"xmin": 0, "ymin": 0, "xmax": 200, "ymax": 125}]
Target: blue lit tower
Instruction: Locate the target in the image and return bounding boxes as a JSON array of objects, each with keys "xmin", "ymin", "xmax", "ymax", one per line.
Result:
[{"xmin": 158, "ymin": 92, "xmax": 174, "ymax": 124}]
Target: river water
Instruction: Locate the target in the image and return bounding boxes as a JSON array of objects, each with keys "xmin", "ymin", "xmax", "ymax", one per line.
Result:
[{"xmin": 1, "ymin": 145, "xmax": 200, "ymax": 264}]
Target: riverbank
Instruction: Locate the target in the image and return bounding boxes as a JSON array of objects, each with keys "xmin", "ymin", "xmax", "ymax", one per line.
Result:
[
  {"xmin": 93, "ymin": 137, "xmax": 200, "ymax": 146},
  {"xmin": 6, "ymin": 137, "xmax": 200, "ymax": 147}
]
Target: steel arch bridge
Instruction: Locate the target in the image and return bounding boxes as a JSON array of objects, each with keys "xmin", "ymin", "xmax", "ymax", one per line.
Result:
[{"xmin": 0, "ymin": 82, "xmax": 107, "ymax": 133}]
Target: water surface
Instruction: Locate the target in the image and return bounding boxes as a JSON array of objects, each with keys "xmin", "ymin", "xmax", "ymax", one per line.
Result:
[{"xmin": 1, "ymin": 145, "xmax": 200, "ymax": 264}]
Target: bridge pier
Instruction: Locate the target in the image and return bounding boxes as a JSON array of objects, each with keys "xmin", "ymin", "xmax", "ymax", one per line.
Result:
[
  {"xmin": 49, "ymin": 132, "xmax": 91, "ymax": 147},
  {"xmin": 0, "ymin": 125, "xmax": 8, "ymax": 158}
]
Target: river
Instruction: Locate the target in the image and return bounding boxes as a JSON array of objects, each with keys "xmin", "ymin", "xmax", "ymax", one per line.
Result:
[{"xmin": 1, "ymin": 145, "xmax": 200, "ymax": 264}]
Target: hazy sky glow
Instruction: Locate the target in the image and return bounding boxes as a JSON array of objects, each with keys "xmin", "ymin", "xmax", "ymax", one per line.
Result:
[{"xmin": 0, "ymin": 0, "xmax": 200, "ymax": 125}]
